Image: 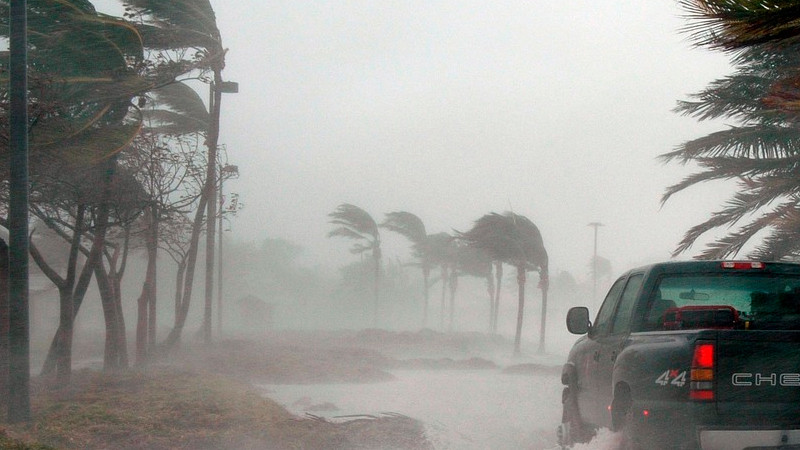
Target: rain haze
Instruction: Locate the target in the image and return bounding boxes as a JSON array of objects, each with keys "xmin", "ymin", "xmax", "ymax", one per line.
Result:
[
  {"xmin": 7, "ymin": 0, "xmax": 768, "ymax": 449},
  {"xmin": 208, "ymin": 1, "xmax": 733, "ymax": 448},
  {"xmin": 214, "ymin": 0, "xmax": 732, "ymax": 276}
]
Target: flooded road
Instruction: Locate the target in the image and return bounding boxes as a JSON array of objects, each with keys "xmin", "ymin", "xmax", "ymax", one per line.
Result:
[{"xmin": 259, "ymin": 369, "xmax": 565, "ymax": 449}]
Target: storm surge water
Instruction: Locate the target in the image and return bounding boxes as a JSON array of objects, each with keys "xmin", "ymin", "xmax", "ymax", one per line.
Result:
[{"xmin": 260, "ymin": 369, "xmax": 572, "ymax": 449}]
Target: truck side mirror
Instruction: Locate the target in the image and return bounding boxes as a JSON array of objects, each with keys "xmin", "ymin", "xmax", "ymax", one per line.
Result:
[{"xmin": 567, "ymin": 307, "xmax": 591, "ymax": 335}]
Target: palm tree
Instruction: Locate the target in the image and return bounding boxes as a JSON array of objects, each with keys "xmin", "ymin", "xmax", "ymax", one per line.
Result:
[
  {"xmin": 123, "ymin": 0, "xmax": 229, "ymax": 344},
  {"xmin": 458, "ymin": 212, "xmax": 548, "ymax": 355},
  {"xmin": 425, "ymin": 232, "xmax": 456, "ymax": 331},
  {"xmin": 328, "ymin": 204, "xmax": 382, "ymax": 326},
  {"xmin": 139, "ymin": 81, "xmax": 212, "ymax": 354},
  {"xmin": 447, "ymin": 243, "xmax": 493, "ymax": 332},
  {"xmin": 663, "ymin": 2, "xmax": 800, "ymax": 260},
  {"xmin": 381, "ymin": 211, "xmax": 434, "ymax": 328}
]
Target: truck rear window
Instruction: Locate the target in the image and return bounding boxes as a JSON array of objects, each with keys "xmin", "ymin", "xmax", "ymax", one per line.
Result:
[{"xmin": 644, "ymin": 274, "xmax": 800, "ymax": 331}]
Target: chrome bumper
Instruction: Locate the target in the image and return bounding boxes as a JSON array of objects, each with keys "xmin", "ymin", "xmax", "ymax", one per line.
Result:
[{"xmin": 700, "ymin": 429, "xmax": 800, "ymax": 450}]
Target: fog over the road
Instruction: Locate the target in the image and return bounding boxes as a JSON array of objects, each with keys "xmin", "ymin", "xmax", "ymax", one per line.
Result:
[{"xmin": 209, "ymin": 0, "xmax": 734, "ymax": 278}]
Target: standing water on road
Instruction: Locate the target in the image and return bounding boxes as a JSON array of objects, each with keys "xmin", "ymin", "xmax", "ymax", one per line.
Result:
[{"xmin": 261, "ymin": 369, "xmax": 566, "ymax": 449}]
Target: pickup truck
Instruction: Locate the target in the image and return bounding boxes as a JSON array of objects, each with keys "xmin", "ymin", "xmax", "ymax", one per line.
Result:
[{"xmin": 558, "ymin": 260, "xmax": 800, "ymax": 450}]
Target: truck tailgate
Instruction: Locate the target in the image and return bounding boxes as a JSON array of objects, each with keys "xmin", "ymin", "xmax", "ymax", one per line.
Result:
[{"xmin": 716, "ymin": 331, "xmax": 800, "ymax": 418}]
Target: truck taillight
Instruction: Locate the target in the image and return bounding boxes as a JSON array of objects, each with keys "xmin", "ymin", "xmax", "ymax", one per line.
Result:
[
  {"xmin": 690, "ymin": 342, "xmax": 715, "ymax": 400},
  {"xmin": 721, "ymin": 261, "xmax": 764, "ymax": 270}
]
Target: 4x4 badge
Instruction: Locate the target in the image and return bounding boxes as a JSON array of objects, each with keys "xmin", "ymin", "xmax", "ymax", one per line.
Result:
[{"xmin": 656, "ymin": 370, "xmax": 687, "ymax": 387}]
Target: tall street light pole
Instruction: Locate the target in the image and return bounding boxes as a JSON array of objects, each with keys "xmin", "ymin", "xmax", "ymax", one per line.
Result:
[
  {"xmin": 203, "ymin": 77, "xmax": 237, "ymax": 345},
  {"xmin": 588, "ymin": 222, "xmax": 604, "ymax": 308},
  {"xmin": 217, "ymin": 164, "xmax": 238, "ymax": 337}
]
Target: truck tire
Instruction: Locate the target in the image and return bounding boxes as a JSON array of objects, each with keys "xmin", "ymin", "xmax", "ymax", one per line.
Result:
[
  {"xmin": 617, "ymin": 408, "xmax": 643, "ymax": 450},
  {"xmin": 558, "ymin": 387, "xmax": 593, "ymax": 448},
  {"xmin": 612, "ymin": 391, "xmax": 645, "ymax": 450}
]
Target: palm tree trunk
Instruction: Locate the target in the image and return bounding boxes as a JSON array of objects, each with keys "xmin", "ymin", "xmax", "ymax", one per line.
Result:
[
  {"xmin": 493, "ymin": 262, "xmax": 503, "ymax": 334},
  {"xmin": 514, "ymin": 266, "xmax": 526, "ymax": 356},
  {"xmin": 448, "ymin": 271, "xmax": 458, "ymax": 332},
  {"xmin": 422, "ymin": 266, "xmax": 430, "ymax": 329},
  {"xmin": 486, "ymin": 270, "xmax": 495, "ymax": 333},
  {"xmin": 440, "ymin": 265, "xmax": 448, "ymax": 331},
  {"xmin": 538, "ymin": 269, "xmax": 549, "ymax": 354},
  {"xmin": 373, "ymin": 249, "xmax": 381, "ymax": 327}
]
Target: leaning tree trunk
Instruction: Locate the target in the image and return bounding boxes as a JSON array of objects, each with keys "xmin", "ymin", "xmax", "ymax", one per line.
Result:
[
  {"xmin": 173, "ymin": 260, "xmax": 186, "ymax": 328},
  {"xmin": 53, "ymin": 204, "xmax": 85, "ymax": 385},
  {"xmin": 372, "ymin": 247, "xmax": 381, "ymax": 328},
  {"xmin": 147, "ymin": 206, "xmax": 159, "ymax": 351},
  {"xmin": 135, "ymin": 282, "xmax": 151, "ymax": 366},
  {"xmin": 137, "ymin": 206, "xmax": 158, "ymax": 365},
  {"xmin": 164, "ymin": 192, "xmax": 209, "ymax": 348},
  {"xmin": 538, "ymin": 268, "xmax": 549, "ymax": 354},
  {"xmin": 493, "ymin": 261, "xmax": 503, "ymax": 334},
  {"xmin": 448, "ymin": 271, "xmax": 458, "ymax": 332},
  {"xmin": 422, "ymin": 266, "xmax": 430, "ymax": 329},
  {"xmin": 439, "ymin": 265, "xmax": 448, "ymax": 331},
  {"xmin": 39, "ymin": 226, "xmax": 102, "ymax": 378},
  {"xmin": 486, "ymin": 270, "xmax": 495, "ymax": 333},
  {"xmin": 514, "ymin": 266, "xmax": 526, "ymax": 356},
  {"xmin": 95, "ymin": 264, "xmax": 127, "ymax": 372}
]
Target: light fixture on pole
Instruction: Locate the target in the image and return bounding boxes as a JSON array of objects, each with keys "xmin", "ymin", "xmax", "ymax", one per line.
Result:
[{"xmin": 588, "ymin": 222, "xmax": 604, "ymax": 307}]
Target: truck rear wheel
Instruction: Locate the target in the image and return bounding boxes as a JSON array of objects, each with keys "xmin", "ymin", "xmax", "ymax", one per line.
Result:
[
  {"xmin": 558, "ymin": 387, "xmax": 593, "ymax": 448},
  {"xmin": 612, "ymin": 391, "xmax": 645, "ymax": 450}
]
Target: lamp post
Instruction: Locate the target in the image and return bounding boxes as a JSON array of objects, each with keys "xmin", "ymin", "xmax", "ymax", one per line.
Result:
[
  {"xmin": 203, "ymin": 78, "xmax": 238, "ymax": 345},
  {"xmin": 217, "ymin": 164, "xmax": 238, "ymax": 337},
  {"xmin": 588, "ymin": 222, "xmax": 604, "ymax": 307}
]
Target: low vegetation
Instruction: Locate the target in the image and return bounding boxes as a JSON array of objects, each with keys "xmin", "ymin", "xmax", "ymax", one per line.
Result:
[{"xmin": 0, "ymin": 347, "xmax": 432, "ymax": 450}]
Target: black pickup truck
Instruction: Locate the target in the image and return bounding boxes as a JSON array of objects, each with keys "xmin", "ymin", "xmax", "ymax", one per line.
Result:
[{"xmin": 558, "ymin": 260, "xmax": 800, "ymax": 450}]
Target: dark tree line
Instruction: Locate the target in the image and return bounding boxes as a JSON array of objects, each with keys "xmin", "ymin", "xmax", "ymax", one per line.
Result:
[{"xmin": 0, "ymin": 0, "xmax": 238, "ymax": 422}]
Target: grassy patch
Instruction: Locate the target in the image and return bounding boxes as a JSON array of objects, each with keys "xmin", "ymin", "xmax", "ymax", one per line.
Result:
[{"xmin": 2, "ymin": 367, "xmax": 429, "ymax": 449}]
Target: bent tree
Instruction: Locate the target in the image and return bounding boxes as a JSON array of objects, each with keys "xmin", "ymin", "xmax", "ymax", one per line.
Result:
[
  {"xmin": 328, "ymin": 204, "xmax": 382, "ymax": 326},
  {"xmin": 459, "ymin": 212, "xmax": 549, "ymax": 355}
]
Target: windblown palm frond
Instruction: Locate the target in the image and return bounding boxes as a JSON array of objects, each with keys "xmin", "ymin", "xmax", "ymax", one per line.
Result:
[
  {"xmin": 453, "ymin": 244, "xmax": 492, "ymax": 278},
  {"xmin": 143, "ymin": 82, "xmax": 210, "ymax": 134},
  {"xmin": 381, "ymin": 212, "xmax": 427, "ymax": 244},
  {"xmin": 425, "ymin": 232, "xmax": 456, "ymax": 266},
  {"xmin": 123, "ymin": 0, "xmax": 221, "ymax": 50},
  {"xmin": 679, "ymin": 0, "xmax": 800, "ymax": 50},
  {"xmin": 457, "ymin": 212, "xmax": 547, "ymax": 270},
  {"xmin": 748, "ymin": 205, "xmax": 800, "ymax": 260},
  {"xmin": 327, "ymin": 204, "xmax": 380, "ymax": 255},
  {"xmin": 665, "ymin": 8, "xmax": 800, "ymax": 260},
  {"xmin": 0, "ymin": 0, "xmax": 146, "ymax": 168}
]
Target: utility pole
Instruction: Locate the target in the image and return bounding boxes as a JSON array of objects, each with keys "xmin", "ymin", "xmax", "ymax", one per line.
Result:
[
  {"xmin": 588, "ymin": 222, "xmax": 604, "ymax": 307},
  {"xmin": 204, "ymin": 77, "xmax": 238, "ymax": 344},
  {"xmin": 8, "ymin": 0, "xmax": 31, "ymax": 422},
  {"xmin": 217, "ymin": 164, "xmax": 238, "ymax": 337}
]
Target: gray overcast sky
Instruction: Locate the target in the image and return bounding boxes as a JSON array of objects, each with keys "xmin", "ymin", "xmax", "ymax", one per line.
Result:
[{"xmin": 208, "ymin": 0, "xmax": 733, "ymax": 280}]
